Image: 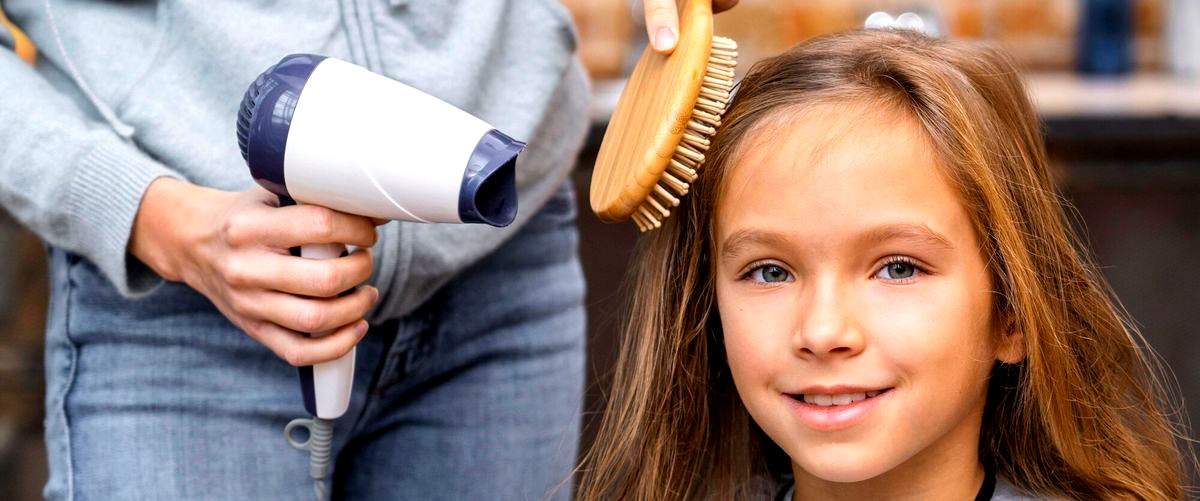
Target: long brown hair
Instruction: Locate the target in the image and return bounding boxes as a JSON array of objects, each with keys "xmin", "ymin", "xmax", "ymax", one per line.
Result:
[{"xmin": 578, "ymin": 29, "xmax": 1194, "ymax": 500}]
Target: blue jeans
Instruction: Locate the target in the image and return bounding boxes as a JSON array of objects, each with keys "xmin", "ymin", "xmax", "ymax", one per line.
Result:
[{"xmin": 42, "ymin": 185, "xmax": 585, "ymax": 500}]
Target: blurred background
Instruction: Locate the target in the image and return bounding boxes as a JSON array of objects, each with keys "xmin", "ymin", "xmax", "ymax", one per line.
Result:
[{"xmin": 2, "ymin": 0, "xmax": 1197, "ymax": 498}]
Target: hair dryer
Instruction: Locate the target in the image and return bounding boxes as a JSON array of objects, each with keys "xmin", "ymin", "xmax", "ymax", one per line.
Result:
[{"xmin": 237, "ymin": 54, "xmax": 525, "ymax": 420}]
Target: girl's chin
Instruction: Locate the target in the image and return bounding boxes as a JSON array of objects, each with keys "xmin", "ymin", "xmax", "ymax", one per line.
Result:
[
  {"xmin": 785, "ymin": 440, "xmax": 903, "ymax": 483},
  {"xmin": 795, "ymin": 461, "xmax": 890, "ymax": 484}
]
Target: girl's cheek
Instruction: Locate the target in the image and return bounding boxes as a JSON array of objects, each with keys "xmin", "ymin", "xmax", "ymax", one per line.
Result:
[
  {"xmin": 859, "ymin": 277, "xmax": 988, "ymax": 367},
  {"xmin": 859, "ymin": 286, "xmax": 943, "ymax": 361},
  {"xmin": 718, "ymin": 285, "xmax": 797, "ymax": 382}
]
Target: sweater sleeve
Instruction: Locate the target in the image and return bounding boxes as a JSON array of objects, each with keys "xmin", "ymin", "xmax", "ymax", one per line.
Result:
[{"xmin": 0, "ymin": 51, "xmax": 182, "ymax": 297}]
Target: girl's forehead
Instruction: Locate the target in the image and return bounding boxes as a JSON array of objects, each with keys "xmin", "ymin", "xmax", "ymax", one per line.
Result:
[
  {"xmin": 724, "ymin": 101, "xmax": 936, "ymax": 198},
  {"xmin": 729, "ymin": 99, "xmax": 923, "ymax": 175},
  {"xmin": 715, "ymin": 101, "xmax": 973, "ymax": 251}
]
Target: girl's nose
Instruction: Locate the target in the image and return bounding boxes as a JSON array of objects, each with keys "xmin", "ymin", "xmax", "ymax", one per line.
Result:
[{"xmin": 791, "ymin": 278, "xmax": 865, "ymax": 360}]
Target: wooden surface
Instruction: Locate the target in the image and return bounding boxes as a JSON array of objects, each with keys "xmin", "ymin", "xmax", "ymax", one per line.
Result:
[{"xmin": 589, "ymin": 0, "xmax": 713, "ymax": 222}]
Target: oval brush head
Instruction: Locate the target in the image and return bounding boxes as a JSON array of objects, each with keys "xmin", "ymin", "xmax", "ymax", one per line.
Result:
[{"xmin": 589, "ymin": 0, "xmax": 737, "ymax": 231}]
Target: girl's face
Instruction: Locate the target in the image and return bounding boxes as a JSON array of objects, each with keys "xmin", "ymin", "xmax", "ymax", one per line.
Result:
[{"xmin": 714, "ymin": 101, "xmax": 1022, "ymax": 488}]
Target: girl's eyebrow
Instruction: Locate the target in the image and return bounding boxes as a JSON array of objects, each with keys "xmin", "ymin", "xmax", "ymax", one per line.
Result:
[
  {"xmin": 718, "ymin": 223, "xmax": 953, "ymax": 262},
  {"xmin": 719, "ymin": 228, "xmax": 789, "ymax": 262},
  {"xmin": 857, "ymin": 223, "xmax": 954, "ymax": 251}
]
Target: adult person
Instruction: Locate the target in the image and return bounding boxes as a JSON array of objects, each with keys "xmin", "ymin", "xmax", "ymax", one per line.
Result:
[{"xmin": 0, "ymin": 0, "xmax": 735, "ymax": 498}]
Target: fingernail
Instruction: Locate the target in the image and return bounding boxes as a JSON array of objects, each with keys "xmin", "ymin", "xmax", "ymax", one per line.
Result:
[
  {"xmin": 356, "ymin": 320, "xmax": 368, "ymax": 337},
  {"xmin": 369, "ymin": 286, "xmax": 380, "ymax": 304},
  {"xmin": 654, "ymin": 27, "xmax": 677, "ymax": 52}
]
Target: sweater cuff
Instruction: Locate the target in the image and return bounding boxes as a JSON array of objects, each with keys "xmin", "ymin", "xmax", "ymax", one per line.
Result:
[{"xmin": 66, "ymin": 140, "xmax": 181, "ymax": 298}]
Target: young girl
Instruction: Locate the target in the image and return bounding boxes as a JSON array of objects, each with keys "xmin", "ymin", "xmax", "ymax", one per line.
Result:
[{"xmin": 578, "ymin": 29, "xmax": 1193, "ymax": 500}]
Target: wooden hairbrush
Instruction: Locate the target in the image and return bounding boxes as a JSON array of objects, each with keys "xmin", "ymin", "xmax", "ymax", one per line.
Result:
[{"xmin": 589, "ymin": 0, "xmax": 736, "ymax": 231}]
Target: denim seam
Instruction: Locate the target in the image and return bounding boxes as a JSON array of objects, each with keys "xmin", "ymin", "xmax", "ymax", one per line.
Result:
[
  {"xmin": 373, "ymin": 328, "xmax": 416, "ymax": 395},
  {"xmin": 54, "ymin": 257, "xmax": 81, "ymax": 500}
]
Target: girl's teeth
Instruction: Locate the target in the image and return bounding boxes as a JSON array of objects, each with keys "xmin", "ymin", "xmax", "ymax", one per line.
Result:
[{"xmin": 802, "ymin": 392, "xmax": 871, "ymax": 406}]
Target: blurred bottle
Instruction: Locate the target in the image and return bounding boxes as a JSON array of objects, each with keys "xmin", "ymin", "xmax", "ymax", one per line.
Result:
[
  {"xmin": 1166, "ymin": 0, "xmax": 1200, "ymax": 76},
  {"xmin": 1078, "ymin": 0, "xmax": 1134, "ymax": 75}
]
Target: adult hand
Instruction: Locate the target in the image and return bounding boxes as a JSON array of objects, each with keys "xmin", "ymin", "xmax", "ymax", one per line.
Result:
[
  {"xmin": 643, "ymin": 0, "xmax": 739, "ymax": 54},
  {"xmin": 129, "ymin": 177, "xmax": 381, "ymax": 367}
]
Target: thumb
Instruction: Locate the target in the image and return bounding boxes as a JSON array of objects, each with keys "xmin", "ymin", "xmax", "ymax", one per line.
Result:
[{"xmin": 643, "ymin": 0, "xmax": 679, "ymax": 54}]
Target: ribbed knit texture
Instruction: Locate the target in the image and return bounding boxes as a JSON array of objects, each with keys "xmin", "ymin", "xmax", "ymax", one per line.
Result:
[{"xmin": 68, "ymin": 141, "xmax": 178, "ymax": 296}]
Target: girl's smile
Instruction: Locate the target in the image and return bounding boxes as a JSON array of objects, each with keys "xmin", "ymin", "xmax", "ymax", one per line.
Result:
[{"xmin": 783, "ymin": 386, "xmax": 895, "ymax": 431}]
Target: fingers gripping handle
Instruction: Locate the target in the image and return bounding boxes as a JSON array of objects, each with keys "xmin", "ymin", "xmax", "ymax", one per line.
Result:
[
  {"xmin": 300, "ymin": 242, "xmax": 356, "ymax": 419},
  {"xmin": 282, "ymin": 197, "xmax": 356, "ymax": 420}
]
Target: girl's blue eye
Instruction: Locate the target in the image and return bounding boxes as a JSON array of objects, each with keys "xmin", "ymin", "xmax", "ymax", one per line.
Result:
[
  {"xmin": 875, "ymin": 258, "xmax": 921, "ymax": 281},
  {"xmin": 749, "ymin": 264, "xmax": 792, "ymax": 284}
]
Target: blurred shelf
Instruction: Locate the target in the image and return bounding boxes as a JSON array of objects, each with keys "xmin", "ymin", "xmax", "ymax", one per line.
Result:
[
  {"xmin": 1029, "ymin": 73, "xmax": 1200, "ymax": 158},
  {"xmin": 586, "ymin": 72, "xmax": 1200, "ymax": 160},
  {"xmin": 1028, "ymin": 73, "xmax": 1200, "ymax": 119}
]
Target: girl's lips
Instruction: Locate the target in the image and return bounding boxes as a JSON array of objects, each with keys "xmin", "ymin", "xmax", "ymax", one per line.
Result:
[{"xmin": 784, "ymin": 387, "xmax": 894, "ymax": 432}]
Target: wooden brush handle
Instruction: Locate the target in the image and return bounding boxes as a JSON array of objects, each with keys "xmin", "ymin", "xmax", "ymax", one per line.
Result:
[{"xmin": 589, "ymin": 0, "xmax": 714, "ymax": 222}]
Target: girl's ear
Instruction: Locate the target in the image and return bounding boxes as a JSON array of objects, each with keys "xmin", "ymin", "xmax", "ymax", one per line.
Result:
[{"xmin": 995, "ymin": 318, "xmax": 1026, "ymax": 364}]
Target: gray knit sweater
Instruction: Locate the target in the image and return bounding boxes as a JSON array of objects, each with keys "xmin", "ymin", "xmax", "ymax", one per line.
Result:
[{"xmin": 0, "ymin": 0, "xmax": 588, "ymax": 319}]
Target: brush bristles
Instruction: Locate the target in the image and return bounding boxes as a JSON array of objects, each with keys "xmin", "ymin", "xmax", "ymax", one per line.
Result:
[{"xmin": 634, "ymin": 36, "xmax": 737, "ymax": 232}]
